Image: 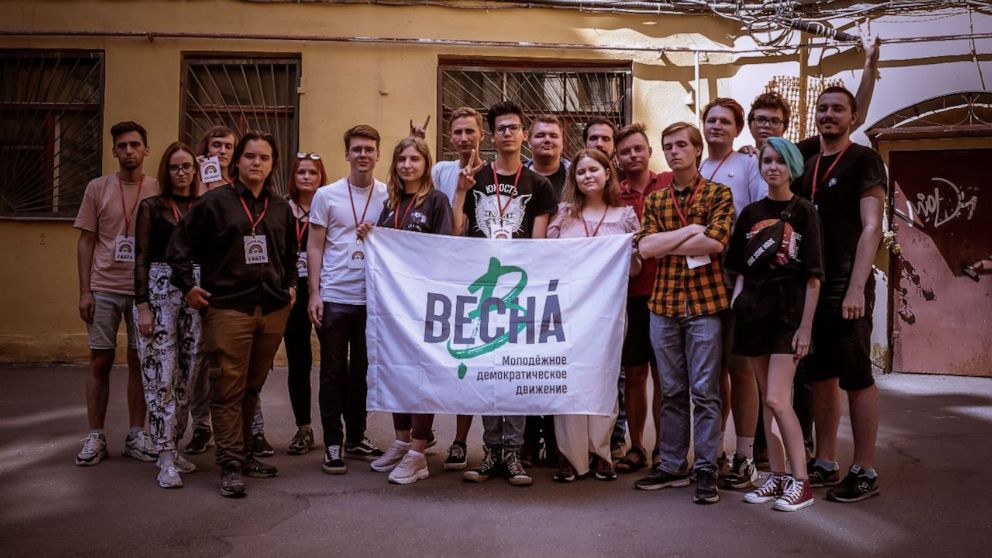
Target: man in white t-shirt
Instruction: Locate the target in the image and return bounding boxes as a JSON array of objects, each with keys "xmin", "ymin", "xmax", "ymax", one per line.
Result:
[
  {"xmin": 428, "ymin": 106, "xmax": 485, "ymax": 205},
  {"xmin": 307, "ymin": 124, "xmax": 389, "ymax": 475},
  {"xmin": 700, "ymin": 97, "xmax": 767, "ymax": 490}
]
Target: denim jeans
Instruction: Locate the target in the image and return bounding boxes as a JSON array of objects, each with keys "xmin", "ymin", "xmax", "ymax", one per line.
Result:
[{"xmin": 650, "ymin": 312, "xmax": 723, "ymax": 476}]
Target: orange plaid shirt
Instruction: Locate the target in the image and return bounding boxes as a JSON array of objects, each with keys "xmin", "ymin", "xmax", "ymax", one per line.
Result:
[{"xmin": 634, "ymin": 179, "xmax": 734, "ymax": 317}]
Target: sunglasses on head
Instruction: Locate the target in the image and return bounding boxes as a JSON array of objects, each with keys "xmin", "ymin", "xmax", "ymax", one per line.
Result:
[{"xmin": 297, "ymin": 152, "xmax": 321, "ymax": 160}]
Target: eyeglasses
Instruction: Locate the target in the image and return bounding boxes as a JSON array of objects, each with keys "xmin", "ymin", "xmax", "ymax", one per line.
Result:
[
  {"xmin": 168, "ymin": 163, "xmax": 195, "ymax": 174},
  {"xmin": 494, "ymin": 124, "xmax": 523, "ymax": 135},
  {"xmin": 297, "ymin": 152, "xmax": 321, "ymax": 160},
  {"xmin": 753, "ymin": 116, "xmax": 785, "ymax": 128}
]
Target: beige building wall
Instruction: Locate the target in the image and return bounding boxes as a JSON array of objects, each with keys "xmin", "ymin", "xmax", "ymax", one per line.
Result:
[{"xmin": 0, "ymin": 0, "xmax": 751, "ymax": 362}]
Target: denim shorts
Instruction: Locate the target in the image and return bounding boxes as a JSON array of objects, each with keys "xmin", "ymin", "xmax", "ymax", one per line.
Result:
[{"xmin": 87, "ymin": 291, "xmax": 137, "ymax": 350}]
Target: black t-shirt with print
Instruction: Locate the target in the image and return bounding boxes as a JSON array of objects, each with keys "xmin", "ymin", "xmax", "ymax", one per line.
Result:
[
  {"xmin": 463, "ymin": 165, "xmax": 558, "ymax": 239},
  {"xmin": 377, "ymin": 188, "xmax": 453, "ymax": 235},
  {"xmin": 793, "ymin": 143, "xmax": 887, "ymax": 311}
]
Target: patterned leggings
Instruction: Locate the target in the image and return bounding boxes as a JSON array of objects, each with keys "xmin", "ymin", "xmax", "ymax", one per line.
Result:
[{"xmin": 134, "ymin": 263, "xmax": 202, "ymax": 454}]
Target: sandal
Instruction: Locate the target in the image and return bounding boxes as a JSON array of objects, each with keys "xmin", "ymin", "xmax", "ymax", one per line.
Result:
[{"xmin": 615, "ymin": 446, "xmax": 647, "ymax": 474}]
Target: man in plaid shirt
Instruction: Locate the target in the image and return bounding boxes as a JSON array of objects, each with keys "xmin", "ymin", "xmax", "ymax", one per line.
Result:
[{"xmin": 632, "ymin": 122, "xmax": 734, "ymax": 505}]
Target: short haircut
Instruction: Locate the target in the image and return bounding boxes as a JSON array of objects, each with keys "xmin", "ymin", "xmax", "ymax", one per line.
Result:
[
  {"xmin": 748, "ymin": 92, "xmax": 793, "ymax": 132},
  {"xmin": 818, "ymin": 86, "xmax": 858, "ymax": 113},
  {"xmin": 582, "ymin": 117, "xmax": 616, "ymax": 143},
  {"xmin": 288, "ymin": 153, "xmax": 328, "ymax": 203},
  {"xmin": 110, "ymin": 121, "xmax": 147, "ymax": 146},
  {"xmin": 529, "ymin": 114, "xmax": 564, "ymax": 135},
  {"xmin": 449, "ymin": 106, "xmax": 484, "ymax": 130},
  {"xmin": 615, "ymin": 122, "xmax": 650, "ymax": 148},
  {"xmin": 702, "ymin": 98, "xmax": 745, "ymax": 133},
  {"xmin": 486, "ymin": 101, "xmax": 526, "ymax": 133},
  {"xmin": 156, "ymin": 141, "xmax": 200, "ymax": 199},
  {"xmin": 230, "ymin": 131, "xmax": 280, "ymax": 189},
  {"xmin": 344, "ymin": 124, "xmax": 381, "ymax": 150},
  {"xmin": 660, "ymin": 121, "xmax": 704, "ymax": 163},
  {"xmin": 197, "ymin": 125, "xmax": 239, "ymax": 158}
]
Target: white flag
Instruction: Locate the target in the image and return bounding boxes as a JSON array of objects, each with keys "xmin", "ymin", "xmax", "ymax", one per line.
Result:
[{"xmin": 365, "ymin": 227, "xmax": 631, "ymax": 416}]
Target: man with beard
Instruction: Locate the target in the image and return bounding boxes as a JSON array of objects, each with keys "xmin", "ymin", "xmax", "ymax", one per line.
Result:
[
  {"xmin": 74, "ymin": 121, "xmax": 158, "ymax": 466},
  {"xmin": 795, "ymin": 87, "xmax": 885, "ymax": 502}
]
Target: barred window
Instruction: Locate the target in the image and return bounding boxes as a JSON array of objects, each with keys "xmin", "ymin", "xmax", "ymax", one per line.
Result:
[
  {"xmin": 0, "ymin": 50, "xmax": 104, "ymax": 218},
  {"xmin": 180, "ymin": 54, "xmax": 300, "ymax": 195},
  {"xmin": 438, "ymin": 59, "xmax": 631, "ymax": 161}
]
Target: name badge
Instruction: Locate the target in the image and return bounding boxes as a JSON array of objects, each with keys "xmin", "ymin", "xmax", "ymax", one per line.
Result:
[
  {"xmin": 686, "ymin": 254, "xmax": 711, "ymax": 269},
  {"xmin": 490, "ymin": 224, "xmax": 514, "ymax": 241},
  {"xmin": 347, "ymin": 241, "xmax": 366, "ymax": 269},
  {"xmin": 296, "ymin": 251, "xmax": 308, "ymax": 277},
  {"xmin": 200, "ymin": 155, "xmax": 223, "ymax": 184},
  {"xmin": 114, "ymin": 235, "xmax": 135, "ymax": 262},
  {"xmin": 243, "ymin": 235, "xmax": 269, "ymax": 264}
]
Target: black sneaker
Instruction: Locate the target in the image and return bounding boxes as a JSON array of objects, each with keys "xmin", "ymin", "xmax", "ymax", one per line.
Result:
[
  {"xmin": 321, "ymin": 445, "xmax": 347, "ymax": 475},
  {"xmin": 186, "ymin": 428, "xmax": 212, "ymax": 455},
  {"xmin": 287, "ymin": 427, "xmax": 315, "ymax": 455},
  {"xmin": 807, "ymin": 459, "xmax": 842, "ymax": 487},
  {"xmin": 463, "ymin": 445, "xmax": 502, "ymax": 482},
  {"xmin": 243, "ymin": 455, "xmax": 278, "ymax": 478},
  {"xmin": 827, "ymin": 466, "xmax": 880, "ymax": 503},
  {"xmin": 220, "ymin": 461, "xmax": 246, "ymax": 498},
  {"xmin": 694, "ymin": 471, "xmax": 721, "ymax": 504},
  {"xmin": 503, "ymin": 448, "xmax": 533, "ymax": 487},
  {"xmin": 345, "ymin": 437, "xmax": 384, "ymax": 461},
  {"xmin": 553, "ymin": 456, "xmax": 577, "ymax": 483},
  {"xmin": 722, "ymin": 454, "xmax": 758, "ymax": 489},
  {"xmin": 593, "ymin": 455, "xmax": 617, "ymax": 481},
  {"xmin": 444, "ymin": 441, "xmax": 467, "ymax": 471},
  {"xmin": 250, "ymin": 433, "xmax": 275, "ymax": 457},
  {"xmin": 634, "ymin": 467, "xmax": 691, "ymax": 491}
]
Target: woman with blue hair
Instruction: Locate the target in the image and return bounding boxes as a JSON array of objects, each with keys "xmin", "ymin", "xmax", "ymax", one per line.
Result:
[{"xmin": 725, "ymin": 137, "xmax": 824, "ymax": 512}]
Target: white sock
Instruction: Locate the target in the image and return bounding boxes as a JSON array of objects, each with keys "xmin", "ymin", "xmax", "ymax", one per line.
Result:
[{"xmin": 736, "ymin": 437, "xmax": 755, "ymax": 459}]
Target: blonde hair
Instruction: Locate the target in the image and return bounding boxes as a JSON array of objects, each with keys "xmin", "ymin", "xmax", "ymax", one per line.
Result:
[
  {"xmin": 563, "ymin": 149, "xmax": 622, "ymax": 219},
  {"xmin": 386, "ymin": 137, "xmax": 435, "ymax": 210}
]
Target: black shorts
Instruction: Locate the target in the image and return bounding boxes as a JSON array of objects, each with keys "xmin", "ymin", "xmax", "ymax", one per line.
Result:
[
  {"xmin": 622, "ymin": 296, "xmax": 654, "ymax": 368},
  {"xmin": 804, "ymin": 311, "xmax": 874, "ymax": 391},
  {"xmin": 731, "ymin": 283, "xmax": 804, "ymax": 358}
]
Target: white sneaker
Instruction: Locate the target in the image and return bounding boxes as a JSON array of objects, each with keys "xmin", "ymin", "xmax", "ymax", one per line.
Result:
[
  {"xmin": 370, "ymin": 440, "xmax": 410, "ymax": 472},
  {"xmin": 157, "ymin": 462, "xmax": 183, "ymax": 488},
  {"xmin": 174, "ymin": 453, "xmax": 196, "ymax": 473},
  {"xmin": 122, "ymin": 431, "xmax": 158, "ymax": 462},
  {"xmin": 388, "ymin": 451, "xmax": 429, "ymax": 485},
  {"xmin": 75, "ymin": 432, "xmax": 108, "ymax": 466}
]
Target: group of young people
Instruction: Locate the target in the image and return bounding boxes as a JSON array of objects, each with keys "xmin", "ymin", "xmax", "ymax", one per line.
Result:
[{"xmin": 72, "ymin": 42, "xmax": 885, "ymax": 511}]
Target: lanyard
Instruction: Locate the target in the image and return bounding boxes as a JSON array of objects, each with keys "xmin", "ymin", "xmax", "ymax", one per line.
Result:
[
  {"xmin": 705, "ymin": 151, "xmax": 733, "ymax": 182},
  {"xmin": 292, "ymin": 201, "xmax": 309, "ymax": 245},
  {"xmin": 118, "ymin": 173, "xmax": 144, "ymax": 236},
  {"xmin": 394, "ymin": 196, "xmax": 417, "ymax": 229},
  {"xmin": 811, "ymin": 143, "xmax": 852, "ymax": 201},
  {"xmin": 492, "ymin": 162, "xmax": 523, "ymax": 226},
  {"xmin": 581, "ymin": 207, "xmax": 609, "ymax": 237},
  {"xmin": 347, "ymin": 180, "xmax": 375, "ymax": 231},
  {"xmin": 668, "ymin": 174, "xmax": 702, "ymax": 227},
  {"xmin": 233, "ymin": 186, "xmax": 269, "ymax": 235},
  {"xmin": 166, "ymin": 197, "xmax": 191, "ymax": 222}
]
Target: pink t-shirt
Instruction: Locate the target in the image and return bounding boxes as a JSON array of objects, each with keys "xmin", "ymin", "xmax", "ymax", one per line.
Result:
[
  {"xmin": 547, "ymin": 203, "xmax": 640, "ymax": 239},
  {"xmin": 73, "ymin": 174, "xmax": 158, "ymax": 295}
]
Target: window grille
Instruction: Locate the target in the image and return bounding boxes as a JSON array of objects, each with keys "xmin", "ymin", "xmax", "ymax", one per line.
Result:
[
  {"xmin": 0, "ymin": 50, "xmax": 104, "ymax": 217},
  {"xmin": 439, "ymin": 61, "xmax": 631, "ymax": 161},
  {"xmin": 180, "ymin": 54, "xmax": 300, "ymax": 195}
]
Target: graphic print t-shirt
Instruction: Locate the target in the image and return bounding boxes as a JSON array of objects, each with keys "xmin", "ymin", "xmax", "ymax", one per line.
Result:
[
  {"xmin": 725, "ymin": 196, "xmax": 824, "ymax": 285},
  {"xmin": 462, "ymin": 165, "xmax": 558, "ymax": 239}
]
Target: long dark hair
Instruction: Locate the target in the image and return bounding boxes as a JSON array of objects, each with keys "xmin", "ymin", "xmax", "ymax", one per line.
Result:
[
  {"xmin": 156, "ymin": 141, "xmax": 200, "ymax": 199},
  {"xmin": 230, "ymin": 131, "xmax": 280, "ymax": 189}
]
